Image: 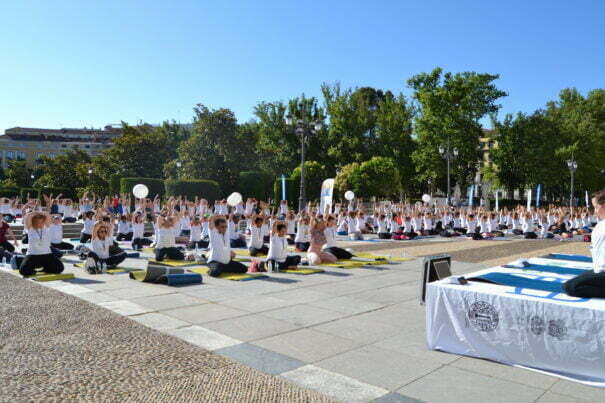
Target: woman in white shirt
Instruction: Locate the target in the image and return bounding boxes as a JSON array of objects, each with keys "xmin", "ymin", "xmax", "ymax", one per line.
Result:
[
  {"xmin": 286, "ymin": 211, "xmax": 297, "ymax": 244},
  {"xmin": 131, "ymin": 212, "xmax": 152, "ymax": 251},
  {"xmin": 207, "ymin": 216, "xmax": 248, "ymax": 277},
  {"xmin": 228, "ymin": 215, "xmax": 246, "ymax": 248},
  {"xmin": 323, "ymin": 215, "xmax": 353, "ymax": 259},
  {"xmin": 80, "ymin": 211, "xmax": 95, "ymax": 243},
  {"xmin": 465, "ymin": 214, "xmax": 482, "ymax": 240},
  {"xmin": 154, "ymin": 209, "xmax": 185, "ymax": 262},
  {"xmin": 375, "ymin": 213, "xmax": 391, "ymax": 239},
  {"xmin": 267, "ymin": 221, "xmax": 301, "ymax": 271},
  {"xmin": 564, "ymin": 190, "xmax": 605, "ymax": 298},
  {"xmin": 19, "ymin": 212, "xmax": 64, "ymax": 277},
  {"xmin": 84, "ymin": 223, "xmax": 127, "ymax": 273},
  {"xmin": 116, "ymin": 215, "xmax": 133, "ymax": 241},
  {"xmin": 187, "ymin": 215, "xmax": 209, "ymax": 250},
  {"xmin": 522, "ymin": 212, "xmax": 537, "ymax": 239},
  {"xmin": 248, "ymin": 215, "xmax": 268, "ymax": 256},
  {"xmin": 294, "ymin": 215, "xmax": 311, "ymax": 251},
  {"xmin": 50, "ymin": 215, "xmax": 74, "ymax": 250}
]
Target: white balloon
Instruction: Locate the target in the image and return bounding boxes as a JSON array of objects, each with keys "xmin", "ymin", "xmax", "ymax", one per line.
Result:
[
  {"xmin": 132, "ymin": 184, "xmax": 149, "ymax": 199},
  {"xmin": 344, "ymin": 191, "xmax": 355, "ymax": 201},
  {"xmin": 227, "ymin": 192, "xmax": 243, "ymax": 206},
  {"xmin": 422, "ymin": 193, "xmax": 431, "ymax": 203}
]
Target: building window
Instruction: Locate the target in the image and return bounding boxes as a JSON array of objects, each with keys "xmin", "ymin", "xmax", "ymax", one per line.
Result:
[
  {"xmin": 16, "ymin": 151, "xmax": 26, "ymax": 161},
  {"xmin": 6, "ymin": 151, "xmax": 15, "ymax": 160}
]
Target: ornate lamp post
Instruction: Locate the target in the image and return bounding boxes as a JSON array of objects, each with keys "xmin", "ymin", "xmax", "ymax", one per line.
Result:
[
  {"xmin": 285, "ymin": 114, "xmax": 323, "ymax": 211},
  {"xmin": 438, "ymin": 139, "xmax": 459, "ymax": 205},
  {"xmin": 567, "ymin": 157, "xmax": 578, "ymax": 208}
]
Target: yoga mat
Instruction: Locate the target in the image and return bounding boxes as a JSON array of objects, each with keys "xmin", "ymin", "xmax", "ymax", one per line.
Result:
[
  {"xmin": 545, "ymin": 253, "xmax": 592, "ymax": 263},
  {"xmin": 74, "ymin": 264, "xmax": 142, "ymax": 275},
  {"xmin": 469, "ymin": 272, "xmax": 564, "ymax": 293},
  {"xmin": 163, "ymin": 273, "xmax": 202, "ymax": 285},
  {"xmin": 320, "ymin": 261, "xmax": 367, "ymax": 269},
  {"xmin": 188, "ymin": 267, "xmax": 267, "ymax": 281},
  {"xmin": 126, "ymin": 252, "xmax": 140, "ymax": 258},
  {"xmin": 129, "ymin": 266, "xmax": 185, "ymax": 283},
  {"xmin": 280, "ymin": 268, "xmax": 325, "ymax": 275},
  {"xmin": 352, "ymin": 253, "xmax": 413, "ymax": 263},
  {"xmin": 29, "ymin": 272, "xmax": 75, "ymax": 282},
  {"xmin": 503, "ymin": 263, "xmax": 588, "ymax": 276}
]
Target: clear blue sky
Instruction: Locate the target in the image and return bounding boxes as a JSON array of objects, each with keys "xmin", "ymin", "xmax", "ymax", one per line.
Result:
[{"xmin": 1, "ymin": 0, "xmax": 603, "ymax": 132}]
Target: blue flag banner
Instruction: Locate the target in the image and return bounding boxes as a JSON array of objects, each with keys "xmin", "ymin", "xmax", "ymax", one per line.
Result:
[
  {"xmin": 468, "ymin": 185, "xmax": 474, "ymax": 207},
  {"xmin": 281, "ymin": 174, "xmax": 286, "ymax": 200},
  {"xmin": 536, "ymin": 184, "xmax": 542, "ymax": 207}
]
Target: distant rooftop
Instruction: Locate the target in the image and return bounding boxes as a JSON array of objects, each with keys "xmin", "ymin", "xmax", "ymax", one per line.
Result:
[{"xmin": 2, "ymin": 125, "xmax": 122, "ymax": 143}]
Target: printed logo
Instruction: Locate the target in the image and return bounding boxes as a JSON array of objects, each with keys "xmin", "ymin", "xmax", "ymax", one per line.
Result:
[
  {"xmin": 529, "ymin": 315, "xmax": 545, "ymax": 336},
  {"xmin": 468, "ymin": 301, "xmax": 499, "ymax": 332},
  {"xmin": 548, "ymin": 320, "xmax": 568, "ymax": 340}
]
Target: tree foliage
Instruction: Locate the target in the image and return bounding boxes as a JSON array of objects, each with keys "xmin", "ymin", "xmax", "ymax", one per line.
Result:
[{"xmin": 290, "ymin": 161, "xmax": 329, "ymax": 201}]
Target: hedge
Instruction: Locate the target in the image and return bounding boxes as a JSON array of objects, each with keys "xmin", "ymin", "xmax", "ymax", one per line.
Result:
[
  {"xmin": 109, "ymin": 175, "xmax": 121, "ymax": 195},
  {"xmin": 274, "ymin": 177, "xmax": 298, "ymax": 205},
  {"xmin": 165, "ymin": 179, "xmax": 221, "ymax": 201},
  {"xmin": 0, "ymin": 187, "xmax": 21, "ymax": 198},
  {"xmin": 38, "ymin": 187, "xmax": 76, "ymax": 200},
  {"xmin": 238, "ymin": 171, "xmax": 274, "ymax": 200},
  {"xmin": 120, "ymin": 178, "xmax": 165, "ymax": 199},
  {"xmin": 20, "ymin": 188, "xmax": 40, "ymax": 200}
]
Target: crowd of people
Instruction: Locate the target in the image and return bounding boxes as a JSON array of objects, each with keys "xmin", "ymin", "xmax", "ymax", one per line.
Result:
[{"xmin": 0, "ymin": 193, "xmax": 596, "ymax": 278}]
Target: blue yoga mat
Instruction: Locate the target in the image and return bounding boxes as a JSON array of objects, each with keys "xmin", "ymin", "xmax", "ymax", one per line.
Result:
[
  {"xmin": 546, "ymin": 253, "xmax": 592, "ymax": 263},
  {"xmin": 163, "ymin": 273, "xmax": 202, "ymax": 285},
  {"xmin": 502, "ymin": 263, "xmax": 588, "ymax": 276},
  {"xmin": 126, "ymin": 252, "xmax": 140, "ymax": 258},
  {"xmin": 470, "ymin": 272, "xmax": 564, "ymax": 293}
]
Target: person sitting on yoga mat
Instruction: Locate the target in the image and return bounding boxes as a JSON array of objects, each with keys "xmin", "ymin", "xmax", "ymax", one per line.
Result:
[
  {"xmin": 564, "ymin": 189, "xmax": 605, "ymax": 298},
  {"xmin": 80, "ymin": 211, "xmax": 95, "ymax": 243},
  {"xmin": 0, "ymin": 215, "xmax": 18, "ymax": 253},
  {"xmin": 267, "ymin": 221, "xmax": 301, "ymax": 271},
  {"xmin": 19, "ymin": 211, "xmax": 64, "ymax": 277},
  {"xmin": 84, "ymin": 223, "xmax": 127, "ymax": 273},
  {"xmin": 49, "ymin": 215, "xmax": 74, "ymax": 250},
  {"xmin": 522, "ymin": 212, "xmax": 538, "ymax": 239},
  {"xmin": 323, "ymin": 215, "xmax": 353, "ymax": 259},
  {"xmin": 228, "ymin": 214, "xmax": 246, "ymax": 248},
  {"xmin": 207, "ymin": 216, "xmax": 248, "ymax": 276},
  {"xmin": 154, "ymin": 204, "xmax": 185, "ymax": 262},
  {"xmin": 307, "ymin": 218, "xmax": 337, "ymax": 265},
  {"xmin": 187, "ymin": 215, "xmax": 209, "ymax": 250},
  {"xmin": 247, "ymin": 214, "xmax": 268, "ymax": 256},
  {"xmin": 285, "ymin": 211, "xmax": 297, "ymax": 244},
  {"xmin": 116, "ymin": 215, "xmax": 133, "ymax": 241},
  {"xmin": 131, "ymin": 212, "xmax": 153, "ymax": 251},
  {"xmin": 294, "ymin": 214, "xmax": 311, "ymax": 251},
  {"xmin": 375, "ymin": 212, "xmax": 391, "ymax": 239}
]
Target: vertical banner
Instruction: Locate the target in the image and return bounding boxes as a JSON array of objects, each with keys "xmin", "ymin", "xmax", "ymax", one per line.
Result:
[
  {"xmin": 536, "ymin": 184, "xmax": 542, "ymax": 208},
  {"xmin": 586, "ymin": 190, "xmax": 590, "ymax": 207},
  {"xmin": 281, "ymin": 174, "xmax": 286, "ymax": 200},
  {"xmin": 526, "ymin": 188, "xmax": 532, "ymax": 209},
  {"xmin": 319, "ymin": 178, "xmax": 335, "ymax": 215},
  {"xmin": 495, "ymin": 191, "xmax": 499, "ymax": 211},
  {"xmin": 467, "ymin": 185, "xmax": 474, "ymax": 207}
]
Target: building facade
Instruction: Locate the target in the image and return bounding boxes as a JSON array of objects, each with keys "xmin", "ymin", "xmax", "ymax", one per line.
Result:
[{"xmin": 0, "ymin": 125, "xmax": 122, "ymax": 168}]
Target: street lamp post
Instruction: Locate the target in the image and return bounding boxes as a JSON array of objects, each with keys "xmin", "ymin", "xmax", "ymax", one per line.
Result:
[
  {"xmin": 438, "ymin": 138, "xmax": 459, "ymax": 205},
  {"xmin": 285, "ymin": 114, "xmax": 323, "ymax": 212},
  {"xmin": 567, "ymin": 157, "xmax": 578, "ymax": 208}
]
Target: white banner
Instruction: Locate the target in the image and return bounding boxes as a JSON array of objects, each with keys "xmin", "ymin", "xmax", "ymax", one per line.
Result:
[
  {"xmin": 526, "ymin": 188, "xmax": 532, "ymax": 209},
  {"xmin": 426, "ymin": 265, "xmax": 605, "ymax": 387},
  {"xmin": 319, "ymin": 178, "xmax": 335, "ymax": 215}
]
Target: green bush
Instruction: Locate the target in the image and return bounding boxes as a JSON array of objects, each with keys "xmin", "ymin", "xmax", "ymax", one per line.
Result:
[
  {"xmin": 20, "ymin": 188, "xmax": 40, "ymax": 200},
  {"xmin": 274, "ymin": 177, "xmax": 298, "ymax": 205},
  {"xmin": 0, "ymin": 187, "xmax": 21, "ymax": 198},
  {"xmin": 120, "ymin": 178, "xmax": 165, "ymax": 199},
  {"xmin": 165, "ymin": 179, "xmax": 221, "ymax": 201},
  {"xmin": 237, "ymin": 171, "xmax": 274, "ymax": 200},
  {"xmin": 38, "ymin": 187, "xmax": 76, "ymax": 200},
  {"xmin": 109, "ymin": 175, "xmax": 121, "ymax": 195},
  {"xmin": 335, "ymin": 157, "xmax": 400, "ymax": 199},
  {"xmin": 290, "ymin": 161, "xmax": 329, "ymax": 202}
]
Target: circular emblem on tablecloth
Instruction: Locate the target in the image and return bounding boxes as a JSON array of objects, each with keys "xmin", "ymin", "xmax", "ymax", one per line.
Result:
[
  {"xmin": 548, "ymin": 319, "xmax": 567, "ymax": 340},
  {"xmin": 468, "ymin": 301, "xmax": 499, "ymax": 332},
  {"xmin": 530, "ymin": 315, "xmax": 545, "ymax": 335}
]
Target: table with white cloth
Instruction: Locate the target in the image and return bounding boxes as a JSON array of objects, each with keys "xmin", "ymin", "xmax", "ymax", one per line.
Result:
[{"xmin": 426, "ymin": 256, "xmax": 605, "ymax": 387}]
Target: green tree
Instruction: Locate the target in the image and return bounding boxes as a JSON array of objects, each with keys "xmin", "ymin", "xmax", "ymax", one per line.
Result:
[
  {"xmin": 34, "ymin": 150, "xmax": 92, "ymax": 190},
  {"xmin": 408, "ymin": 68, "xmax": 507, "ymax": 190},
  {"xmin": 3, "ymin": 161, "xmax": 35, "ymax": 188},
  {"xmin": 334, "ymin": 157, "xmax": 400, "ymax": 199},
  {"xmin": 290, "ymin": 161, "xmax": 329, "ymax": 201}
]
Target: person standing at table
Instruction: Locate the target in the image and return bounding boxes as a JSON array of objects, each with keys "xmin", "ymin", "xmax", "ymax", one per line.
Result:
[{"xmin": 564, "ymin": 190, "xmax": 605, "ymax": 297}]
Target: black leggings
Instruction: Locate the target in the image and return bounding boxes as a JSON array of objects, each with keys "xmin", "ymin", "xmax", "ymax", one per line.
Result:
[
  {"xmin": 564, "ymin": 272, "xmax": 605, "ymax": 298},
  {"xmin": 323, "ymin": 246, "xmax": 353, "ymax": 260},
  {"xmin": 88, "ymin": 251, "xmax": 127, "ymax": 268},
  {"xmin": 155, "ymin": 247, "xmax": 184, "ymax": 261},
  {"xmin": 80, "ymin": 233, "xmax": 92, "ymax": 243},
  {"xmin": 249, "ymin": 245, "xmax": 269, "ymax": 256},
  {"xmin": 207, "ymin": 260, "xmax": 248, "ymax": 277},
  {"xmin": 295, "ymin": 242, "xmax": 310, "ymax": 252},
  {"xmin": 268, "ymin": 255, "xmax": 302, "ymax": 271},
  {"xmin": 51, "ymin": 241, "xmax": 74, "ymax": 250},
  {"xmin": 116, "ymin": 232, "xmax": 133, "ymax": 241},
  {"xmin": 19, "ymin": 254, "xmax": 64, "ymax": 276},
  {"xmin": 187, "ymin": 240, "xmax": 209, "ymax": 250},
  {"xmin": 62, "ymin": 217, "xmax": 77, "ymax": 223},
  {"xmin": 524, "ymin": 232, "xmax": 537, "ymax": 239},
  {"xmin": 132, "ymin": 237, "xmax": 153, "ymax": 250},
  {"xmin": 378, "ymin": 233, "xmax": 392, "ymax": 239},
  {"xmin": 0, "ymin": 240, "xmax": 15, "ymax": 253}
]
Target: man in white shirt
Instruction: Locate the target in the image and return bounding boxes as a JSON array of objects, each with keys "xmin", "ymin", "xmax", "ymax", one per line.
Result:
[
  {"xmin": 564, "ymin": 189, "xmax": 605, "ymax": 298},
  {"xmin": 207, "ymin": 216, "xmax": 248, "ymax": 277}
]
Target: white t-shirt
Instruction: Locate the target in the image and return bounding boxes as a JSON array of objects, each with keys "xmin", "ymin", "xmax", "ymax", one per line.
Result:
[
  {"xmin": 295, "ymin": 224, "xmax": 309, "ymax": 243},
  {"xmin": 27, "ymin": 227, "xmax": 52, "ymax": 255},
  {"xmin": 323, "ymin": 227, "xmax": 336, "ymax": 248},
  {"xmin": 592, "ymin": 219, "xmax": 605, "ymax": 273},
  {"xmin": 155, "ymin": 227, "xmax": 176, "ymax": 249},
  {"xmin": 117, "ymin": 221, "xmax": 132, "ymax": 234},
  {"xmin": 248, "ymin": 226, "xmax": 264, "ymax": 249},
  {"xmin": 132, "ymin": 222, "xmax": 145, "ymax": 239},
  {"xmin": 49, "ymin": 224, "xmax": 63, "ymax": 244},
  {"xmin": 208, "ymin": 229, "xmax": 230, "ymax": 264},
  {"xmin": 92, "ymin": 238, "xmax": 112, "ymax": 259},
  {"xmin": 82, "ymin": 219, "xmax": 94, "ymax": 235},
  {"xmin": 190, "ymin": 224, "xmax": 202, "ymax": 242},
  {"xmin": 267, "ymin": 235, "xmax": 288, "ymax": 262}
]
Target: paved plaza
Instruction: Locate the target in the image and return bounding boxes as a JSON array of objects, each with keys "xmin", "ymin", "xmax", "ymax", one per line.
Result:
[{"xmin": 1, "ymin": 237, "xmax": 604, "ymax": 402}]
